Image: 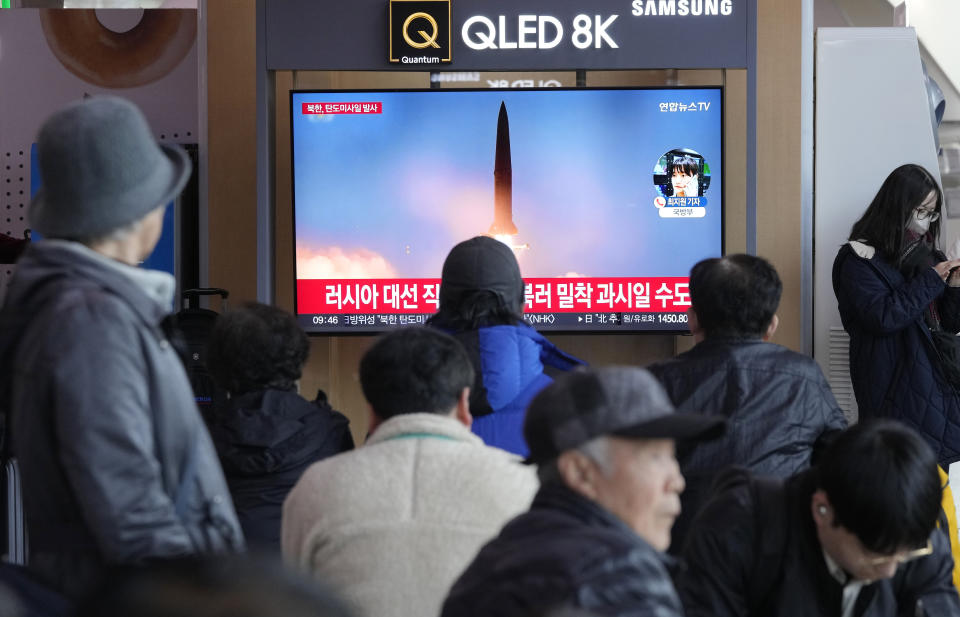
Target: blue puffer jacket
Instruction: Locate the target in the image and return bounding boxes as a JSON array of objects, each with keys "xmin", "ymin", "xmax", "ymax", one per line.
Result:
[
  {"xmin": 833, "ymin": 242, "xmax": 960, "ymax": 465},
  {"xmin": 442, "ymin": 323, "xmax": 583, "ymax": 457}
]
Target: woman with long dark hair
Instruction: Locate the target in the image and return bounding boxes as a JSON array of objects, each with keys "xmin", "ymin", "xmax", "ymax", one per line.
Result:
[
  {"xmin": 833, "ymin": 163, "xmax": 960, "ymax": 465},
  {"xmin": 427, "ymin": 236, "xmax": 583, "ymax": 457}
]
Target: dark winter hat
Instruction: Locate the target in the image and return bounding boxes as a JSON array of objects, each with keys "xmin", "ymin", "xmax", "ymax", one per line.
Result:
[
  {"xmin": 524, "ymin": 366, "xmax": 725, "ymax": 464},
  {"xmin": 29, "ymin": 96, "xmax": 191, "ymax": 239},
  {"xmin": 439, "ymin": 236, "xmax": 524, "ymax": 313}
]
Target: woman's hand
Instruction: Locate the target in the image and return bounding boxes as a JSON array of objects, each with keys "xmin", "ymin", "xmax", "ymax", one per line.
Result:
[{"xmin": 933, "ymin": 259, "xmax": 960, "ymax": 285}]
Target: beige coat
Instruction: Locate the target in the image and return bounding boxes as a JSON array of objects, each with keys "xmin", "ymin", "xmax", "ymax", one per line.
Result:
[{"xmin": 281, "ymin": 412, "xmax": 538, "ymax": 617}]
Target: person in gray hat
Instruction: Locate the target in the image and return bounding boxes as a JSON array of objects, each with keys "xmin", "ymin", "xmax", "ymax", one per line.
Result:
[
  {"xmin": 0, "ymin": 96, "xmax": 244, "ymax": 599},
  {"xmin": 427, "ymin": 235, "xmax": 582, "ymax": 457},
  {"xmin": 440, "ymin": 366, "xmax": 725, "ymax": 617}
]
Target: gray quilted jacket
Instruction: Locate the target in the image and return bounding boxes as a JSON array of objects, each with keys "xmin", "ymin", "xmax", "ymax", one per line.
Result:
[
  {"xmin": 0, "ymin": 241, "xmax": 244, "ymax": 598},
  {"xmin": 648, "ymin": 337, "xmax": 847, "ymax": 551}
]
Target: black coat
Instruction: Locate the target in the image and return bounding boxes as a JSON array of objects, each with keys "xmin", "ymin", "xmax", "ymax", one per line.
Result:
[
  {"xmin": 675, "ymin": 469, "xmax": 960, "ymax": 617},
  {"xmin": 441, "ymin": 483, "xmax": 685, "ymax": 617},
  {"xmin": 206, "ymin": 389, "xmax": 353, "ymax": 551},
  {"xmin": 833, "ymin": 243, "xmax": 960, "ymax": 466},
  {"xmin": 648, "ymin": 338, "xmax": 847, "ymax": 551}
]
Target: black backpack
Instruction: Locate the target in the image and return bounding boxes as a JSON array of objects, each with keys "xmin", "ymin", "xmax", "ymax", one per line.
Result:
[{"xmin": 704, "ymin": 467, "xmax": 788, "ymax": 616}]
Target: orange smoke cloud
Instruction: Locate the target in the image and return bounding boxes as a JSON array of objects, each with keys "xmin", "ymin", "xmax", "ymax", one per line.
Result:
[{"xmin": 296, "ymin": 246, "xmax": 398, "ymax": 279}]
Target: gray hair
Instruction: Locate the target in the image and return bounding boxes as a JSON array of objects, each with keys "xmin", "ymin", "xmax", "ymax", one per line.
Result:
[
  {"xmin": 536, "ymin": 435, "xmax": 613, "ymax": 485},
  {"xmin": 577, "ymin": 436, "xmax": 612, "ymax": 474},
  {"xmin": 64, "ymin": 216, "xmax": 143, "ymax": 247}
]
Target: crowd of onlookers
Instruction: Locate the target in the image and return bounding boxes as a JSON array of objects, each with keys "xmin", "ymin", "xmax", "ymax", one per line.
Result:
[{"xmin": 3, "ymin": 96, "xmax": 960, "ymax": 617}]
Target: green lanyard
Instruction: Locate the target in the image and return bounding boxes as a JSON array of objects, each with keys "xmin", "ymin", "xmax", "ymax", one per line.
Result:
[{"xmin": 384, "ymin": 432, "xmax": 457, "ymax": 442}]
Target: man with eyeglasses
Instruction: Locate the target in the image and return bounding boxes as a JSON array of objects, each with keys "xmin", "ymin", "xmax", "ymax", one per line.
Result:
[{"xmin": 676, "ymin": 420, "xmax": 960, "ymax": 617}]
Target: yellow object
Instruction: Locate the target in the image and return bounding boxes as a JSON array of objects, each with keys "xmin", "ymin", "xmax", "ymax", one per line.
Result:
[{"xmin": 938, "ymin": 466, "xmax": 960, "ymax": 591}]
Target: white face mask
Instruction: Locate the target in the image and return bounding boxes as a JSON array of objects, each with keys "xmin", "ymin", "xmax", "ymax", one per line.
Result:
[{"xmin": 907, "ymin": 210, "xmax": 931, "ymax": 234}]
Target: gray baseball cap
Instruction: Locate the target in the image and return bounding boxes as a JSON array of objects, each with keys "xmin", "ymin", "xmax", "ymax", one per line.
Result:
[
  {"xmin": 29, "ymin": 96, "xmax": 191, "ymax": 239},
  {"xmin": 523, "ymin": 366, "xmax": 725, "ymax": 464}
]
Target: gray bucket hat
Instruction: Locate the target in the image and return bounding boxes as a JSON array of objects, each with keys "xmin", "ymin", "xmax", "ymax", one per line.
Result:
[
  {"xmin": 523, "ymin": 366, "xmax": 725, "ymax": 464},
  {"xmin": 29, "ymin": 96, "xmax": 191, "ymax": 239}
]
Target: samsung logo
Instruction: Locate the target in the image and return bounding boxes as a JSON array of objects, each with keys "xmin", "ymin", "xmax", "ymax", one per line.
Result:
[{"xmin": 631, "ymin": 0, "xmax": 733, "ymax": 16}]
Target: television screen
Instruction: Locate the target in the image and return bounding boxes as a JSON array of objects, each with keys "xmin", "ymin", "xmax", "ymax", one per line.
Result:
[{"xmin": 291, "ymin": 87, "xmax": 723, "ymax": 333}]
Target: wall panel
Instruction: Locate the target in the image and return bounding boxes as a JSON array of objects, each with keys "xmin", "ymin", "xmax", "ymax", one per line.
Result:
[
  {"xmin": 207, "ymin": 0, "xmax": 258, "ymax": 302},
  {"xmin": 757, "ymin": 0, "xmax": 803, "ymax": 350}
]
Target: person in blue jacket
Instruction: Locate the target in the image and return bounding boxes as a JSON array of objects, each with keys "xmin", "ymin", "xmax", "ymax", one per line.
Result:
[
  {"xmin": 427, "ymin": 236, "xmax": 583, "ymax": 456},
  {"xmin": 833, "ymin": 163, "xmax": 960, "ymax": 466}
]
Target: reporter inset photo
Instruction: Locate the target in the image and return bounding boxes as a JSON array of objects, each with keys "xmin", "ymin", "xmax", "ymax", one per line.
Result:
[{"xmin": 653, "ymin": 148, "xmax": 712, "ymax": 198}]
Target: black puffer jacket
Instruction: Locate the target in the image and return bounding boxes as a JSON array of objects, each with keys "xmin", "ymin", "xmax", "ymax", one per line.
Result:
[
  {"xmin": 648, "ymin": 338, "xmax": 847, "ymax": 551},
  {"xmin": 440, "ymin": 483, "xmax": 685, "ymax": 617},
  {"xmin": 206, "ymin": 389, "xmax": 353, "ymax": 551}
]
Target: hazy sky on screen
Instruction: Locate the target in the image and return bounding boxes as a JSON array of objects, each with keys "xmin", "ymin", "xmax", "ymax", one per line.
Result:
[{"xmin": 292, "ymin": 88, "xmax": 723, "ymax": 279}]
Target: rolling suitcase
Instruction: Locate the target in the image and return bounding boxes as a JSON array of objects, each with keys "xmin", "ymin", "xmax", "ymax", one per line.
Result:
[
  {"xmin": 3, "ymin": 457, "xmax": 25, "ymax": 565},
  {"xmin": 1, "ymin": 394, "xmax": 25, "ymax": 566}
]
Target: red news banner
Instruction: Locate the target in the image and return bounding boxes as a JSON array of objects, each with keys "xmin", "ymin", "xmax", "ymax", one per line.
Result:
[
  {"xmin": 297, "ymin": 277, "xmax": 692, "ymax": 315},
  {"xmin": 301, "ymin": 102, "xmax": 382, "ymax": 115}
]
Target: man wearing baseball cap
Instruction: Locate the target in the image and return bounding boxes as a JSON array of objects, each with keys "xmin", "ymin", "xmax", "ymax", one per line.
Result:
[
  {"xmin": 440, "ymin": 366, "xmax": 724, "ymax": 617},
  {"xmin": 0, "ymin": 96, "xmax": 244, "ymax": 599}
]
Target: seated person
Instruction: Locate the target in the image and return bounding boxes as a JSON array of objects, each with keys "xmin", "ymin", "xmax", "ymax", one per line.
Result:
[
  {"xmin": 282, "ymin": 327, "xmax": 538, "ymax": 617},
  {"xmin": 648, "ymin": 254, "xmax": 846, "ymax": 551},
  {"xmin": 676, "ymin": 420, "xmax": 960, "ymax": 617},
  {"xmin": 428, "ymin": 236, "xmax": 583, "ymax": 456},
  {"xmin": 441, "ymin": 367, "xmax": 725, "ymax": 617},
  {"xmin": 205, "ymin": 302, "xmax": 353, "ymax": 551}
]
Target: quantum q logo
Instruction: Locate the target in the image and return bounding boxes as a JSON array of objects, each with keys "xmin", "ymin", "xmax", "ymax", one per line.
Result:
[
  {"xmin": 403, "ymin": 12, "xmax": 440, "ymax": 48},
  {"xmin": 389, "ymin": 0, "xmax": 452, "ymax": 64}
]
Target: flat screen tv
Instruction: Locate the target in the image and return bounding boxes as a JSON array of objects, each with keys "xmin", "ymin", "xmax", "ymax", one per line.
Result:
[{"xmin": 291, "ymin": 87, "xmax": 723, "ymax": 333}]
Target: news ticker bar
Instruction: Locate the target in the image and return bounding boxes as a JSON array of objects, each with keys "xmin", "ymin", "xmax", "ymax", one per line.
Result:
[{"xmin": 297, "ymin": 311, "xmax": 690, "ymax": 332}]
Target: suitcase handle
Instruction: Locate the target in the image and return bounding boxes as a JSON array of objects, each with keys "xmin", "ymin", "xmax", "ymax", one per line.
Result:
[{"xmin": 182, "ymin": 288, "xmax": 229, "ymax": 310}]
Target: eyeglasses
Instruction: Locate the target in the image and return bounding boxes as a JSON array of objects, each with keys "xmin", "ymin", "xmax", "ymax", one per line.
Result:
[
  {"xmin": 916, "ymin": 208, "xmax": 941, "ymax": 222},
  {"xmin": 860, "ymin": 540, "xmax": 933, "ymax": 567}
]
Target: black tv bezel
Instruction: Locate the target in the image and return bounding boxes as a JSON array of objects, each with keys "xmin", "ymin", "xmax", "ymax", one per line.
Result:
[{"xmin": 289, "ymin": 85, "xmax": 725, "ymax": 336}]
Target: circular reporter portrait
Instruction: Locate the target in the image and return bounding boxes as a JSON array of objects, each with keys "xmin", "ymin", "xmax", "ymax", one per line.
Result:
[{"xmin": 653, "ymin": 148, "xmax": 712, "ymax": 198}]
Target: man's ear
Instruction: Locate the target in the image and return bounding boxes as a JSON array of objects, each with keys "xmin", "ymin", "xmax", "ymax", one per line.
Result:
[
  {"xmin": 763, "ymin": 314, "xmax": 779, "ymax": 341},
  {"xmin": 453, "ymin": 387, "xmax": 472, "ymax": 428},
  {"xmin": 810, "ymin": 489, "xmax": 834, "ymax": 529},
  {"xmin": 687, "ymin": 307, "xmax": 704, "ymax": 342},
  {"xmin": 557, "ymin": 450, "xmax": 598, "ymax": 500}
]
